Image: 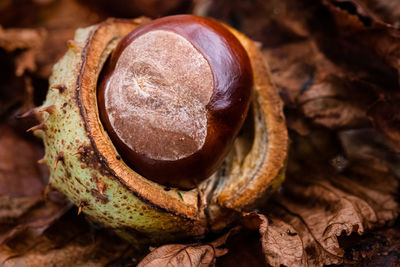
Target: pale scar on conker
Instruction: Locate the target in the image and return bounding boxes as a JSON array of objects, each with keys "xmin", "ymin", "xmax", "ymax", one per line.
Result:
[{"xmin": 97, "ymin": 15, "xmax": 253, "ymax": 189}]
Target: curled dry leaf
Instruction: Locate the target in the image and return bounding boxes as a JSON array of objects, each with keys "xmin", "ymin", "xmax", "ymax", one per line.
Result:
[
  {"xmin": 138, "ymin": 232, "xmax": 231, "ymax": 267},
  {"xmin": 0, "ymin": 0, "xmax": 105, "ymax": 79},
  {"xmin": 0, "ymin": 54, "xmax": 31, "ymax": 119},
  {"xmin": 137, "ymin": 244, "xmax": 222, "ymax": 267},
  {"xmin": 320, "ymin": 0, "xmax": 400, "ymax": 146},
  {"xmin": 358, "ymin": 0, "xmax": 400, "ymax": 27},
  {"xmin": 216, "ymin": 226, "xmax": 266, "ymax": 267},
  {"xmin": 30, "ymin": 0, "xmax": 104, "ymax": 78},
  {"xmin": 0, "ymin": 198, "xmax": 71, "ymax": 245},
  {"xmin": 258, "ymin": 128, "xmax": 400, "ymax": 266},
  {"xmin": 339, "ymin": 127, "xmax": 400, "ymax": 177},
  {"xmin": 0, "ymin": 196, "xmax": 42, "ymax": 224},
  {"xmin": 339, "ymin": 222, "xmax": 400, "ymax": 265},
  {"xmin": 0, "ymin": 26, "xmax": 46, "ymax": 76},
  {"xmin": 242, "ymin": 212, "xmax": 305, "ymax": 267},
  {"xmin": 0, "ymin": 125, "xmax": 46, "ymax": 197},
  {"xmin": 367, "ymin": 97, "xmax": 400, "ymax": 152},
  {"xmin": 0, "ymin": 26, "xmax": 46, "ymax": 52},
  {"xmin": 0, "ymin": 124, "xmax": 71, "ymax": 246},
  {"xmin": 0, "ymin": 209, "xmax": 135, "ymax": 267},
  {"xmin": 259, "ymin": 216, "xmax": 305, "ymax": 267},
  {"xmin": 319, "ymin": 0, "xmax": 400, "ymax": 90}
]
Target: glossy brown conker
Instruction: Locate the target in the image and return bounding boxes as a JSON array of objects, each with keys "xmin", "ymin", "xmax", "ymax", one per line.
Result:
[{"xmin": 97, "ymin": 15, "xmax": 253, "ymax": 189}]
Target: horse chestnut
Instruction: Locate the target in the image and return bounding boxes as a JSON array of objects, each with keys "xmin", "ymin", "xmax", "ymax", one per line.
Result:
[
  {"xmin": 31, "ymin": 16, "xmax": 287, "ymax": 245},
  {"xmin": 97, "ymin": 15, "xmax": 253, "ymax": 189}
]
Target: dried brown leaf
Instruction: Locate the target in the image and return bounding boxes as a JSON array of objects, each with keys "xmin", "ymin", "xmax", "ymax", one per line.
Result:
[
  {"xmin": 257, "ymin": 128, "xmax": 400, "ymax": 266},
  {"xmin": 0, "ymin": 124, "xmax": 71, "ymax": 246},
  {"xmin": 0, "ymin": 26, "xmax": 46, "ymax": 76},
  {"xmin": 259, "ymin": 215, "xmax": 305, "ymax": 267},
  {"xmin": 358, "ymin": 0, "xmax": 400, "ymax": 27},
  {"xmin": 297, "ymin": 76, "xmax": 371, "ymax": 129},
  {"xmin": 216, "ymin": 226, "xmax": 266, "ymax": 267},
  {"xmin": 0, "ymin": 125, "xmax": 46, "ymax": 196},
  {"xmin": 0, "ymin": 209, "xmax": 135, "ymax": 267},
  {"xmin": 0, "ymin": 0, "xmax": 105, "ymax": 79},
  {"xmin": 138, "ymin": 233, "xmax": 231, "ymax": 267},
  {"xmin": 321, "ymin": 0, "xmax": 400, "ymax": 153},
  {"xmin": 138, "ymin": 244, "xmax": 223, "ymax": 267},
  {"xmin": 32, "ymin": 0, "xmax": 104, "ymax": 78},
  {"xmin": 206, "ymin": 0, "xmax": 310, "ymax": 45},
  {"xmin": 339, "ymin": 222, "xmax": 400, "ymax": 265},
  {"xmin": 261, "ymin": 19, "xmax": 378, "ymax": 130},
  {"xmin": 0, "ymin": 199, "xmax": 71, "ymax": 245},
  {"xmin": 0, "ymin": 195, "xmax": 42, "ymax": 224},
  {"xmin": 0, "ymin": 26, "xmax": 46, "ymax": 52},
  {"xmin": 367, "ymin": 98, "xmax": 400, "ymax": 152},
  {"xmin": 321, "ymin": 0, "xmax": 400, "ymax": 87},
  {"xmin": 241, "ymin": 213, "xmax": 305, "ymax": 267},
  {"xmin": 339, "ymin": 128, "xmax": 400, "ymax": 176}
]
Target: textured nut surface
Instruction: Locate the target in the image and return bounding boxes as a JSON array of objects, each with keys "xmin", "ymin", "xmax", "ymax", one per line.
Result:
[
  {"xmin": 104, "ymin": 29, "xmax": 213, "ymax": 161},
  {"xmin": 98, "ymin": 15, "xmax": 254, "ymax": 189}
]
